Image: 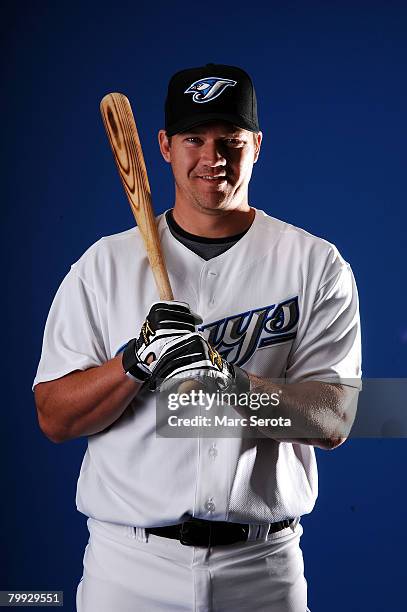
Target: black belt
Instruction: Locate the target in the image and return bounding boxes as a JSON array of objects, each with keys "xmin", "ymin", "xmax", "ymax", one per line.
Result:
[{"xmin": 146, "ymin": 516, "xmax": 294, "ymax": 547}]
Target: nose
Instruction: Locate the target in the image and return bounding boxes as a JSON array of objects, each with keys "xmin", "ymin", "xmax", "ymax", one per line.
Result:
[{"xmin": 200, "ymin": 141, "xmax": 226, "ymax": 168}]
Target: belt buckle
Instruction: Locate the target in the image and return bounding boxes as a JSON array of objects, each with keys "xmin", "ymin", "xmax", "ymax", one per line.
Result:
[{"xmin": 179, "ymin": 518, "xmax": 211, "ymax": 547}]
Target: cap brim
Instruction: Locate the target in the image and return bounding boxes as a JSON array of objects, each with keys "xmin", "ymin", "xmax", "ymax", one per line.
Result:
[{"xmin": 166, "ymin": 113, "xmax": 259, "ymax": 136}]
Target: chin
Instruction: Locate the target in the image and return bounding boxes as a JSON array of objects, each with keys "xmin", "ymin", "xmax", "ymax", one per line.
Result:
[{"xmin": 198, "ymin": 201, "xmax": 231, "ymax": 214}]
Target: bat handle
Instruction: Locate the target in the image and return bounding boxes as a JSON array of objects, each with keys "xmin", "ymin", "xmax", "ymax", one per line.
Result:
[
  {"xmin": 143, "ymin": 226, "xmax": 174, "ymax": 300},
  {"xmin": 154, "ymin": 270, "xmax": 174, "ymax": 301}
]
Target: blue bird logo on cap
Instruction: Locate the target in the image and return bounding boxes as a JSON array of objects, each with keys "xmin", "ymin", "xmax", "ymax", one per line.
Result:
[{"xmin": 184, "ymin": 77, "xmax": 237, "ymax": 104}]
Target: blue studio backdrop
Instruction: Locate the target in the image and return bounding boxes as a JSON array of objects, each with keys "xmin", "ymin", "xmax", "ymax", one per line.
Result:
[{"xmin": 3, "ymin": 1, "xmax": 406, "ymax": 611}]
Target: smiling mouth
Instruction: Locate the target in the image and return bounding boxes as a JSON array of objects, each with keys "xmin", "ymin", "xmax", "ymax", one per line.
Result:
[{"xmin": 197, "ymin": 175, "xmax": 227, "ymax": 182}]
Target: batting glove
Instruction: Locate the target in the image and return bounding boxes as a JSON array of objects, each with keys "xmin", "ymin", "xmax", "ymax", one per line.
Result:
[
  {"xmin": 122, "ymin": 302, "xmax": 203, "ymax": 383},
  {"xmin": 149, "ymin": 332, "xmax": 250, "ymax": 394}
]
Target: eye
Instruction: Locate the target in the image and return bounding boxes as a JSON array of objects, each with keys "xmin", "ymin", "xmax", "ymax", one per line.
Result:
[
  {"xmin": 224, "ymin": 138, "xmax": 245, "ymax": 147},
  {"xmin": 184, "ymin": 137, "xmax": 201, "ymax": 144}
]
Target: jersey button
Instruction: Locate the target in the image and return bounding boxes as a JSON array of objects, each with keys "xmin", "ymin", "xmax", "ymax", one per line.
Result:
[
  {"xmin": 205, "ymin": 497, "xmax": 216, "ymax": 513},
  {"xmin": 208, "ymin": 444, "xmax": 217, "ymax": 459}
]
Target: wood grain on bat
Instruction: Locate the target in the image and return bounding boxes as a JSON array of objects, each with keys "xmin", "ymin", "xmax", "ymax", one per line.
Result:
[{"xmin": 100, "ymin": 93, "xmax": 173, "ymax": 300}]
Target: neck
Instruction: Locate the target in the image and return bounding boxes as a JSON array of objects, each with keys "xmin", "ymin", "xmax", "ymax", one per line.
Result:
[{"xmin": 172, "ymin": 204, "xmax": 255, "ymax": 238}]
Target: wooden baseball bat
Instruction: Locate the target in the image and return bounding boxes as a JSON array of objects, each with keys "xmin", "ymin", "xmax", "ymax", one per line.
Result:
[{"xmin": 100, "ymin": 92, "xmax": 174, "ymax": 301}]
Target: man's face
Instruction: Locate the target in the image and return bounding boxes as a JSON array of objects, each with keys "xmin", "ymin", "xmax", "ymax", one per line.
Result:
[{"xmin": 158, "ymin": 121, "xmax": 262, "ymax": 214}]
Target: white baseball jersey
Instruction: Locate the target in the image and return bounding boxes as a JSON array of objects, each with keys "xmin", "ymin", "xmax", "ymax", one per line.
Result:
[{"xmin": 34, "ymin": 208, "xmax": 361, "ymax": 527}]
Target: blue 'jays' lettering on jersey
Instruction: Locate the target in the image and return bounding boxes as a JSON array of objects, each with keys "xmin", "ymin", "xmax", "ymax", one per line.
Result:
[
  {"xmin": 184, "ymin": 77, "xmax": 237, "ymax": 104},
  {"xmin": 199, "ymin": 297, "xmax": 299, "ymax": 367}
]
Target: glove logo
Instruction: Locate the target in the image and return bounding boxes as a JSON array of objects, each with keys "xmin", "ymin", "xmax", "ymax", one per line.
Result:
[
  {"xmin": 184, "ymin": 77, "xmax": 237, "ymax": 104},
  {"xmin": 200, "ymin": 296, "xmax": 299, "ymax": 367},
  {"xmin": 208, "ymin": 344, "xmax": 223, "ymax": 370},
  {"xmin": 141, "ymin": 319, "xmax": 155, "ymax": 345}
]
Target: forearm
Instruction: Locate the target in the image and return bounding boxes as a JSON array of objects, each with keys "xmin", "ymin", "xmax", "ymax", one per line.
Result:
[
  {"xmin": 243, "ymin": 373, "xmax": 358, "ymax": 450},
  {"xmin": 35, "ymin": 355, "xmax": 141, "ymax": 443},
  {"xmin": 34, "ymin": 302, "xmax": 203, "ymax": 443}
]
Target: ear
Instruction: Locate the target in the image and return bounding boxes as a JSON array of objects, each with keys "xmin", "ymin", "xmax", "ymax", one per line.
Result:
[
  {"xmin": 253, "ymin": 131, "xmax": 263, "ymax": 164},
  {"xmin": 158, "ymin": 129, "xmax": 171, "ymax": 163}
]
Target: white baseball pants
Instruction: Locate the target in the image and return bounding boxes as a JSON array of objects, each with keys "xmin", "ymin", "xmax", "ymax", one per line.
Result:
[{"xmin": 76, "ymin": 517, "xmax": 310, "ymax": 611}]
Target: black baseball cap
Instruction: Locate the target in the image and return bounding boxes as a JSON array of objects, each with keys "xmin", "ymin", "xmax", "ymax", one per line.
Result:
[{"xmin": 165, "ymin": 63, "xmax": 259, "ymax": 136}]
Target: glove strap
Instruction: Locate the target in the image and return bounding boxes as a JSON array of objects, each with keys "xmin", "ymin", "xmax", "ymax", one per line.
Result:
[{"xmin": 122, "ymin": 338, "xmax": 150, "ymax": 383}]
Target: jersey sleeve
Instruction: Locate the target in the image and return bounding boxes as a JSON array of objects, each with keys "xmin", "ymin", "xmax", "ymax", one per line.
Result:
[
  {"xmin": 33, "ymin": 267, "xmax": 108, "ymax": 388},
  {"xmin": 286, "ymin": 263, "xmax": 361, "ymax": 387}
]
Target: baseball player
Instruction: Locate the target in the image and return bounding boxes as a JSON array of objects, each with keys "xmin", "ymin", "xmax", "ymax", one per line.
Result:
[{"xmin": 34, "ymin": 64, "xmax": 361, "ymax": 611}]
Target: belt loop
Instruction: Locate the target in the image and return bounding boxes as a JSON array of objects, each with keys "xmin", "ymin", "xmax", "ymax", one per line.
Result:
[
  {"xmin": 133, "ymin": 527, "xmax": 148, "ymax": 543},
  {"xmin": 247, "ymin": 524, "xmax": 272, "ymax": 541},
  {"xmin": 290, "ymin": 517, "xmax": 300, "ymax": 531},
  {"xmin": 257, "ymin": 524, "xmax": 271, "ymax": 541},
  {"xmin": 247, "ymin": 524, "xmax": 262, "ymax": 541}
]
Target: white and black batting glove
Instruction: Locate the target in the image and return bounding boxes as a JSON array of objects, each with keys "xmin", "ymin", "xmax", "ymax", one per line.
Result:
[
  {"xmin": 149, "ymin": 332, "xmax": 250, "ymax": 394},
  {"xmin": 122, "ymin": 302, "xmax": 203, "ymax": 383}
]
